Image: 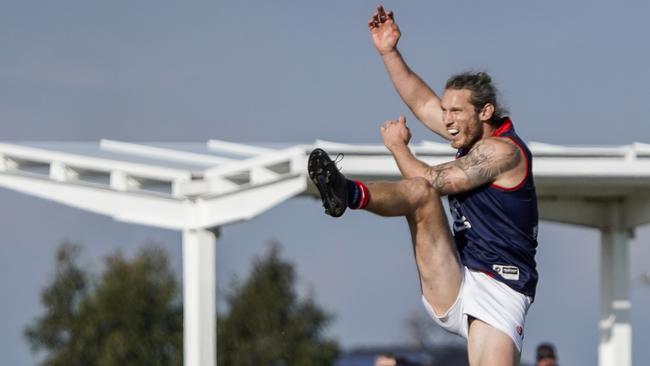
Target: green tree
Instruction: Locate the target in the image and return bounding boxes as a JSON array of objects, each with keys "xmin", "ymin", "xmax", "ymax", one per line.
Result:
[
  {"xmin": 218, "ymin": 243, "xmax": 339, "ymax": 366},
  {"xmin": 25, "ymin": 243, "xmax": 183, "ymax": 366}
]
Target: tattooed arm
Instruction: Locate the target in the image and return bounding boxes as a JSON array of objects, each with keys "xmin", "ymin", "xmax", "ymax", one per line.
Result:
[
  {"xmin": 389, "ymin": 137, "xmax": 523, "ymax": 196},
  {"xmin": 425, "ymin": 138, "xmax": 522, "ymax": 195},
  {"xmin": 380, "ymin": 116, "xmax": 524, "ymax": 195}
]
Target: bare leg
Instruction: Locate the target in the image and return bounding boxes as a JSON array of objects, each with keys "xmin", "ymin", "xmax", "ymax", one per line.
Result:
[
  {"xmin": 467, "ymin": 318, "xmax": 520, "ymax": 366},
  {"xmin": 365, "ymin": 178, "xmax": 462, "ymax": 315},
  {"xmin": 364, "ymin": 179, "xmax": 436, "ymax": 216},
  {"xmin": 365, "ymin": 179, "xmax": 519, "ymax": 365}
]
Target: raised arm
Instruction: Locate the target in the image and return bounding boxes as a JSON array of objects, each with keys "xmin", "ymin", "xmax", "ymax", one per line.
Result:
[
  {"xmin": 380, "ymin": 117, "xmax": 523, "ymax": 196},
  {"xmin": 369, "ymin": 5, "xmax": 452, "ymax": 141}
]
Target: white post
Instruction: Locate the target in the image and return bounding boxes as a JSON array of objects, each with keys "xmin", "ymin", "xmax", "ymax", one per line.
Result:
[
  {"xmin": 599, "ymin": 202, "xmax": 632, "ymax": 366},
  {"xmin": 183, "ymin": 228, "xmax": 218, "ymax": 366}
]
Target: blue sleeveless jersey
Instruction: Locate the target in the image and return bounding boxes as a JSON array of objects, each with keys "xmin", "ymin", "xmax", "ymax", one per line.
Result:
[{"xmin": 449, "ymin": 118, "xmax": 539, "ymax": 298}]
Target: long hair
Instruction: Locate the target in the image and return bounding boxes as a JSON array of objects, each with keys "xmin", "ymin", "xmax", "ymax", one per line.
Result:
[{"xmin": 445, "ymin": 71, "xmax": 509, "ymax": 126}]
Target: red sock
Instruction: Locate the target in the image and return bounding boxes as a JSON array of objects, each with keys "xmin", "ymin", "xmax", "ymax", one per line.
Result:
[{"xmin": 350, "ymin": 180, "xmax": 370, "ymax": 209}]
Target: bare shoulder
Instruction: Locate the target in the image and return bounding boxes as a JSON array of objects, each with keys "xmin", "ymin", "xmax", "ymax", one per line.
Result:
[
  {"xmin": 457, "ymin": 137, "xmax": 522, "ymax": 183},
  {"xmin": 464, "ymin": 137, "xmax": 520, "ymax": 165},
  {"xmin": 426, "ymin": 137, "xmax": 524, "ymax": 194}
]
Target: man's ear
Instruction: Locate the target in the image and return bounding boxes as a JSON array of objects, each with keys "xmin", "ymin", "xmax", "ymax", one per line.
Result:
[{"xmin": 479, "ymin": 103, "xmax": 495, "ymax": 122}]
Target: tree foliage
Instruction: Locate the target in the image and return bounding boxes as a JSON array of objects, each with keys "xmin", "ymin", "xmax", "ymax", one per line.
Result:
[
  {"xmin": 217, "ymin": 243, "xmax": 340, "ymax": 366},
  {"xmin": 25, "ymin": 243, "xmax": 183, "ymax": 366},
  {"xmin": 27, "ymin": 241, "xmax": 339, "ymax": 365}
]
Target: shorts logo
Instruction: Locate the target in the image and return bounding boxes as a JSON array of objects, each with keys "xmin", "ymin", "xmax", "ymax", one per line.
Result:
[
  {"xmin": 492, "ymin": 264, "xmax": 520, "ymax": 281},
  {"xmin": 516, "ymin": 325, "xmax": 523, "ymax": 337}
]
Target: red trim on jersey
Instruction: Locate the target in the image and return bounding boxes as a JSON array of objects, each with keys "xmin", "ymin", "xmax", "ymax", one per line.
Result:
[
  {"xmin": 491, "ymin": 118, "xmax": 513, "ymax": 137},
  {"xmin": 490, "ymin": 135, "xmax": 529, "ymax": 191}
]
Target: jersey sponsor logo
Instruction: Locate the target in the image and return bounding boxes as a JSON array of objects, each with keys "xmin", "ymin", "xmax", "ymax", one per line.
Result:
[
  {"xmin": 450, "ymin": 198, "xmax": 472, "ymax": 232},
  {"xmin": 492, "ymin": 264, "xmax": 520, "ymax": 281}
]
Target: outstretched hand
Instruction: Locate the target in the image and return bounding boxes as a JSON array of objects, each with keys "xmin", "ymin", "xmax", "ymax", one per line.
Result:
[{"xmin": 368, "ymin": 5, "xmax": 400, "ymax": 56}]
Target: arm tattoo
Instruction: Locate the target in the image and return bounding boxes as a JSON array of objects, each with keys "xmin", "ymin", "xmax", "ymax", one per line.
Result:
[
  {"xmin": 426, "ymin": 139, "xmax": 522, "ymax": 195},
  {"xmin": 427, "ymin": 164, "xmax": 456, "ymax": 192}
]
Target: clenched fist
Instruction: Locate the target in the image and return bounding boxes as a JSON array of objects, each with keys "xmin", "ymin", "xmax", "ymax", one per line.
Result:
[{"xmin": 380, "ymin": 116, "xmax": 411, "ymax": 152}]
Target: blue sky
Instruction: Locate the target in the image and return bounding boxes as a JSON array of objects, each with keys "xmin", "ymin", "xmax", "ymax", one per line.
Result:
[{"xmin": 1, "ymin": 1, "xmax": 650, "ymax": 365}]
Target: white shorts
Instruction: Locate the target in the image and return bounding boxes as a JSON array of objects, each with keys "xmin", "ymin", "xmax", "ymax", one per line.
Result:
[{"xmin": 421, "ymin": 266, "xmax": 532, "ymax": 352}]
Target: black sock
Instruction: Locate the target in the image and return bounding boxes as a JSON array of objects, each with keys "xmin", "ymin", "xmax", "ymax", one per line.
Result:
[{"xmin": 347, "ymin": 179, "xmax": 361, "ymax": 208}]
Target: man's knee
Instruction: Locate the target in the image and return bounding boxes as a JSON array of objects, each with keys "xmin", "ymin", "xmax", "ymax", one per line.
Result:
[
  {"xmin": 402, "ymin": 178, "xmax": 443, "ymax": 223},
  {"xmin": 404, "ymin": 177, "xmax": 439, "ymax": 206}
]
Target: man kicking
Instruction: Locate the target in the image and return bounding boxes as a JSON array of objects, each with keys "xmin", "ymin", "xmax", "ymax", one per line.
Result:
[{"xmin": 308, "ymin": 5, "xmax": 538, "ymax": 366}]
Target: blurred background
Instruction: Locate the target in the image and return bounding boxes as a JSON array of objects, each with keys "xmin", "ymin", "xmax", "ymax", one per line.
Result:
[{"xmin": 1, "ymin": 1, "xmax": 650, "ymax": 365}]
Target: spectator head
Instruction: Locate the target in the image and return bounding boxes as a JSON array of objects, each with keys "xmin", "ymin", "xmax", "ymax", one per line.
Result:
[{"xmin": 536, "ymin": 343, "xmax": 558, "ymax": 366}]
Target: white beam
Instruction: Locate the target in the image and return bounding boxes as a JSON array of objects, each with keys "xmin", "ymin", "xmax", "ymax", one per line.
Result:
[
  {"xmin": 0, "ymin": 170, "xmax": 307, "ymax": 230},
  {"xmin": 0, "ymin": 154, "xmax": 18, "ymax": 171},
  {"xmin": 194, "ymin": 174, "xmax": 307, "ymax": 229},
  {"xmin": 0, "ymin": 172, "xmax": 190, "ymax": 230},
  {"xmin": 204, "ymin": 146, "xmax": 305, "ymax": 178},
  {"xmin": 173, "ymin": 177, "xmax": 240, "ymax": 197},
  {"xmin": 316, "ymin": 139, "xmax": 456, "ymax": 155},
  {"xmin": 624, "ymin": 196, "xmax": 650, "ymax": 229},
  {"xmin": 534, "ymin": 158, "xmax": 650, "ymax": 177},
  {"xmin": 250, "ymin": 166, "xmax": 280, "ymax": 184},
  {"xmin": 599, "ymin": 202, "xmax": 632, "ymax": 366},
  {"xmin": 528, "ymin": 141, "xmax": 628, "ymax": 157},
  {"xmin": 207, "ymin": 139, "xmax": 277, "ymax": 156},
  {"xmin": 110, "ymin": 170, "xmax": 142, "ymax": 191},
  {"xmin": 50, "ymin": 161, "xmax": 80, "ymax": 182},
  {"xmin": 101, "ymin": 139, "xmax": 233, "ymax": 166},
  {"xmin": 417, "ymin": 140, "xmax": 457, "ymax": 152},
  {"xmin": 0, "ymin": 142, "xmax": 192, "ymax": 181},
  {"xmin": 183, "ymin": 228, "xmax": 217, "ymax": 366}
]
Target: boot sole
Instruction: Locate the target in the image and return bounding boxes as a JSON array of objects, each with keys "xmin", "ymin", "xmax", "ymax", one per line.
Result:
[{"xmin": 308, "ymin": 149, "xmax": 346, "ymax": 217}]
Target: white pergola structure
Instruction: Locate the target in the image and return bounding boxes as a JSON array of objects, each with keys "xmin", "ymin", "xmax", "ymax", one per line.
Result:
[{"xmin": 1, "ymin": 139, "xmax": 649, "ymax": 366}]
